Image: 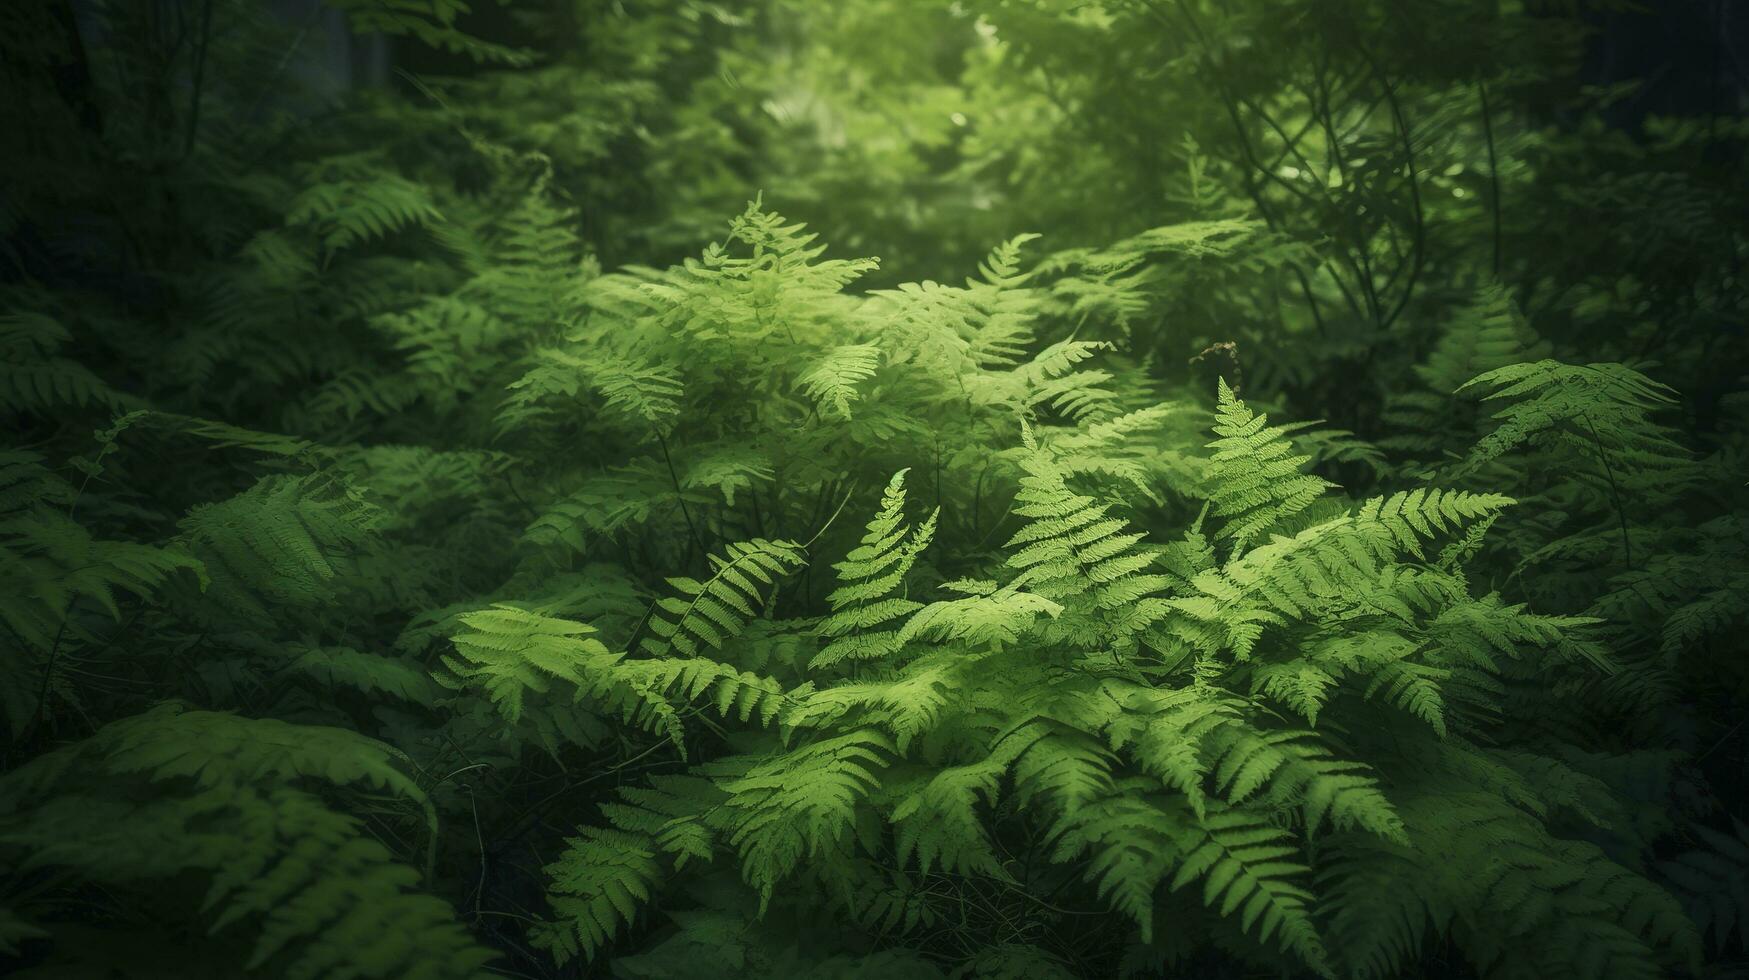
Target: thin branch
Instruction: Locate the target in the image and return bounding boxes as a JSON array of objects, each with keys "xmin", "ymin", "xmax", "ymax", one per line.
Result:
[
  {"xmin": 1478, "ymin": 79, "xmax": 1503, "ymax": 279},
  {"xmin": 654, "ymin": 431, "xmax": 706, "ymax": 562},
  {"xmin": 1360, "ymin": 44, "xmax": 1425, "ymax": 331},
  {"xmin": 1580, "ymin": 412, "xmax": 1635, "ymax": 571}
]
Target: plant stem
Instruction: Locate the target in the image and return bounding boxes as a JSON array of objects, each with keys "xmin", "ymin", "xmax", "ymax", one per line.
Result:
[
  {"xmin": 1478, "ymin": 80, "xmax": 1503, "ymax": 279},
  {"xmin": 655, "ymin": 431, "xmax": 706, "ymax": 562},
  {"xmin": 1581, "ymin": 412, "xmax": 1635, "ymax": 570}
]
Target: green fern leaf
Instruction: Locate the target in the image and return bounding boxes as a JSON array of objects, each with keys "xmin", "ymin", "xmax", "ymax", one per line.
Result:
[
  {"xmin": 798, "ymin": 344, "xmax": 882, "ymax": 419},
  {"xmin": 1206, "ymin": 379, "xmax": 1333, "ymax": 550},
  {"xmin": 812, "ymin": 469, "xmax": 936, "ymax": 670},
  {"xmin": 642, "ymin": 538, "xmax": 806, "ymax": 658},
  {"xmin": 534, "ymin": 827, "xmax": 663, "ymax": 964}
]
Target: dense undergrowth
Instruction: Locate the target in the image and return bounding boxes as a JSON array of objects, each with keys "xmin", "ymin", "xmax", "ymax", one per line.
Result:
[{"xmin": 2, "ymin": 1, "xmax": 1747, "ymax": 977}]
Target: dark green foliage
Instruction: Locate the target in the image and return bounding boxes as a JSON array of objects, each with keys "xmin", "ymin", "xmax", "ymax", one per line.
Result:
[{"xmin": 2, "ymin": 1, "xmax": 1746, "ymax": 978}]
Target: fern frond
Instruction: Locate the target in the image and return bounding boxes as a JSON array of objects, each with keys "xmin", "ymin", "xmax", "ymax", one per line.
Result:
[
  {"xmin": 614, "ymin": 655, "xmax": 798, "ymax": 731},
  {"xmin": 0, "ymin": 312, "xmax": 134, "ymax": 413},
  {"xmin": 1661, "ymin": 819, "xmax": 1749, "ymax": 954},
  {"xmin": 447, "ymin": 603, "xmax": 682, "ymax": 751},
  {"xmin": 5, "ymin": 783, "xmax": 493, "ymax": 979},
  {"xmin": 597, "ymin": 773, "xmax": 726, "ymax": 867},
  {"xmin": 1008, "ymin": 725, "xmax": 1118, "ymax": 812},
  {"xmin": 798, "ymin": 344, "xmax": 882, "ymax": 420},
  {"xmin": 682, "ymin": 445, "xmax": 774, "ymax": 508},
  {"xmin": 1044, "ymin": 779, "xmax": 1189, "ymax": 941},
  {"xmin": 896, "ymin": 579, "xmax": 1062, "ymax": 652},
  {"xmin": 717, "ymin": 729, "xmax": 894, "ymax": 912},
  {"xmin": 533, "ymin": 827, "xmax": 663, "ymax": 964},
  {"xmin": 1658, "ymin": 569, "xmax": 1749, "ymax": 662},
  {"xmin": 1170, "ymin": 803, "xmax": 1331, "ymax": 975},
  {"xmin": 811, "ymin": 469, "xmax": 936, "ymax": 671},
  {"xmin": 890, "ymin": 758, "xmax": 1007, "ymax": 876},
  {"xmin": 782, "ymin": 658, "xmax": 955, "ymax": 750},
  {"xmin": 1206, "ymin": 379, "xmax": 1333, "ymax": 550},
  {"xmin": 6, "ymin": 702, "xmax": 431, "ymax": 805},
  {"xmin": 328, "ymin": 0, "xmax": 534, "ymax": 63},
  {"xmin": 522, "ymin": 464, "xmax": 676, "ymax": 550},
  {"xmin": 1021, "ymin": 340, "xmax": 1121, "ymax": 421},
  {"xmin": 207, "ymin": 789, "xmax": 492, "ymax": 978},
  {"xmin": 975, "ymin": 233, "xmax": 1042, "ymax": 287},
  {"xmin": 642, "ymin": 538, "xmax": 806, "ymax": 658},
  {"xmin": 285, "ymin": 171, "xmax": 444, "ymax": 252},
  {"xmin": 1327, "ymin": 790, "xmax": 1701, "ymax": 980},
  {"xmin": 1001, "ymin": 440, "xmax": 1170, "ymax": 652},
  {"xmin": 284, "ymin": 646, "xmax": 440, "ymax": 706},
  {"xmin": 594, "ymin": 360, "xmax": 685, "ymax": 436},
  {"xmin": 0, "ymin": 461, "xmax": 206, "ymax": 733},
  {"xmin": 176, "ymin": 473, "xmax": 381, "ymax": 625},
  {"xmin": 1201, "ymin": 723, "xmax": 1405, "ymax": 841},
  {"xmin": 1321, "ymin": 834, "xmax": 1431, "ymax": 980},
  {"xmin": 2, "ymin": 507, "xmax": 204, "ymax": 645},
  {"xmin": 1353, "ymin": 488, "xmax": 1516, "ymax": 560},
  {"xmin": 0, "ymin": 701, "xmax": 473, "ymax": 980},
  {"xmin": 1458, "ymin": 360, "xmax": 1692, "ymax": 480},
  {"xmin": 1416, "ymin": 284, "xmax": 1550, "ymax": 396}
]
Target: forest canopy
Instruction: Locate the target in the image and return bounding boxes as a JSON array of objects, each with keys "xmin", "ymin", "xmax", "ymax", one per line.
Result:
[{"xmin": 2, "ymin": 1, "xmax": 1747, "ymax": 978}]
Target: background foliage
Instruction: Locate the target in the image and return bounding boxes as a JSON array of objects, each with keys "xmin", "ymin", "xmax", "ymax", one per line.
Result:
[{"xmin": 2, "ymin": 0, "xmax": 1747, "ymax": 977}]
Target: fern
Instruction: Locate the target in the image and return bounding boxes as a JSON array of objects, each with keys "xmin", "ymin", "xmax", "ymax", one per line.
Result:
[
  {"xmin": 810, "ymin": 469, "xmax": 937, "ymax": 671},
  {"xmin": 534, "ymin": 827, "xmax": 664, "ymax": 964},
  {"xmin": 1662, "ymin": 820, "xmax": 1749, "ymax": 954},
  {"xmin": 1205, "ymin": 378, "xmax": 1333, "ymax": 550},
  {"xmin": 889, "ymin": 758, "xmax": 1006, "ymax": 876},
  {"xmin": 717, "ymin": 729, "xmax": 894, "ymax": 912},
  {"xmin": 641, "ymin": 538, "xmax": 806, "ymax": 658},
  {"xmin": 781, "ymin": 656, "xmax": 956, "ymax": 750},
  {"xmin": 1001, "ymin": 429, "xmax": 1170, "ymax": 654},
  {"xmin": 0, "ymin": 312, "xmax": 134, "ymax": 413},
  {"xmin": 798, "ymin": 344, "xmax": 883, "ymax": 419},
  {"xmin": 0, "ymin": 704, "xmax": 490, "ymax": 979},
  {"xmin": 176, "ymin": 473, "xmax": 383, "ymax": 624},
  {"xmin": 594, "ymin": 360, "xmax": 686, "ymax": 437},
  {"xmin": 0, "ymin": 446, "xmax": 204, "ymax": 734},
  {"xmin": 1459, "ymin": 359, "xmax": 1691, "ymax": 476},
  {"xmin": 328, "ymin": 0, "xmax": 534, "ymax": 64},
  {"xmin": 522, "ymin": 463, "xmax": 679, "ymax": 549},
  {"xmin": 1383, "ymin": 284, "xmax": 1551, "ymax": 450},
  {"xmin": 1326, "ymin": 790, "xmax": 1701, "ymax": 980},
  {"xmin": 446, "ymin": 603, "xmax": 684, "ymax": 752},
  {"xmin": 4, "ymin": 20, "xmax": 1743, "ymax": 974},
  {"xmin": 284, "ymin": 645, "xmax": 441, "ymax": 706},
  {"xmin": 1171, "ymin": 803, "xmax": 1330, "ymax": 974},
  {"xmin": 895, "ymin": 578, "xmax": 1062, "ymax": 652},
  {"xmin": 1044, "ymin": 779, "xmax": 1189, "ymax": 941},
  {"xmin": 285, "ymin": 168, "xmax": 445, "ymax": 254},
  {"xmin": 682, "ymin": 445, "xmax": 775, "ymax": 508}
]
